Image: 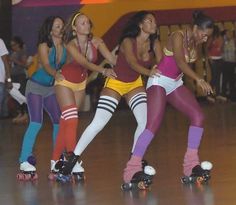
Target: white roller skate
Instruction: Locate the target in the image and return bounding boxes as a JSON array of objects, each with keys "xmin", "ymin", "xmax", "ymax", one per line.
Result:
[
  {"xmin": 17, "ymin": 161, "xmax": 38, "ymax": 181},
  {"xmin": 71, "ymin": 161, "xmax": 85, "ymax": 182},
  {"xmin": 48, "ymin": 160, "xmax": 62, "ymax": 181}
]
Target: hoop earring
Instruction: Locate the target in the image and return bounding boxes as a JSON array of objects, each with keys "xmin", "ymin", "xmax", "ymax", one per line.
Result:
[{"xmin": 72, "ymin": 30, "xmax": 76, "ymax": 36}]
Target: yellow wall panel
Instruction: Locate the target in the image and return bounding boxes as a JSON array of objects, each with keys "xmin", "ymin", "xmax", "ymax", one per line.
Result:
[{"xmin": 80, "ymin": 0, "xmax": 236, "ymax": 36}]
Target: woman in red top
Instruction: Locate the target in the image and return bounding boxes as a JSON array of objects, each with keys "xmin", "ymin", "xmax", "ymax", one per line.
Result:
[
  {"xmin": 206, "ymin": 25, "xmax": 225, "ymax": 102},
  {"xmin": 56, "ymin": 11, "xmax": 162, "ymax": 181},
  {"xmin": 49, "ymin": 11, "xmax": 116, "ymax": 180}
]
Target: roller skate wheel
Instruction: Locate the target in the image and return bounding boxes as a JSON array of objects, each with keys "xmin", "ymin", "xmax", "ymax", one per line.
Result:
[
  {"xmin": 181, "ymin": 176, "xmax": 189, "ymax": 184},
  {"xmin": 121, "ymin": 183, "xmax": 132, "ymax": 191},
  {"xmin": 137, "ymin": 181, "xmax": 148, "ymax": 190},
  {"xmin": 17, "ymin": 173, "xmax": 24, "ymax": 180},
  {"xmin": 201, "ymin": 161, "xmax": 213, "ymax": 170},
  {"xmin": 196, "ymin": 177, "xmax": 204, "ymax": 185},
  {"xmin": 32, "ymin": 173, "xmax": 38, "ymax": 180},
  {"xmin": 24, "ymin": 174, "xmax": 32, "ymax": 181},
  {"xmin": 48, "ymin": 173, "xmax": 57, "ymax": 181},
  {"xmin": 144, "ymin": 165, "xmax": 156, "ymax": 176}
]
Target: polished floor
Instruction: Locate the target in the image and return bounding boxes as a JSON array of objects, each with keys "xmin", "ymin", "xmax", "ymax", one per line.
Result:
[{"xmin": 0, "ymin": 101, "xmax": 236, "ymax": 205}]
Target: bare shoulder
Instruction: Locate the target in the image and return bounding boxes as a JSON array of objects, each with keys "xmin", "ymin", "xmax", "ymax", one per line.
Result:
[
  {"xmin": 91, "ymin": 36, "xmax": 104, "ymax": 48},
  {"xmin": 66, "ymin": 39, "xmax": 77, "ymax": 49}
]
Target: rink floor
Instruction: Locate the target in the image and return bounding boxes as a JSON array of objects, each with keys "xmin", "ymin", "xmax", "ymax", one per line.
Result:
[{"xmin": 0, "ymin": 102, "xmax": 236, "ymax": 205}]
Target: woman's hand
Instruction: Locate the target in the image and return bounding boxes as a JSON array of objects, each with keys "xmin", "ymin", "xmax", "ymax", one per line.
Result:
[
  {"xmin": 102, "ymin": 69, "xmax": 117, "ymax": 79},
  {"xmin": 54, "ymin": 71, "xmax": 65, "ymax": 82},
  {"xmin": 149, "ymin": 65, "xmax": 161, "ymax": 77},
  {"xmin": 196, "ymin": 79, "xmax": 213, "ymax": 95}
]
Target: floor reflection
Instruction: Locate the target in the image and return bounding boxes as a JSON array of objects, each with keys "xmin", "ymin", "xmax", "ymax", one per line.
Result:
[
  {"xmin": 123, "ymin": 189, "xmax": 158, "ymax": 205},
  {"xmin": 18, "ymin": 181, "xmax": 39, "ymax": 205},
  {"xmin": 49, "ymin": 181, "xmax": 87, "ymax": 205},
  {"xmin": 182, "ymin": 184, "xmax": 214, "ymax": 205}
]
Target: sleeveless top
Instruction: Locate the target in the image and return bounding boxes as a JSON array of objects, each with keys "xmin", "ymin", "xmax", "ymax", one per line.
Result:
[
  {"xmin": 158, "ymin": 30, "xmax": 197, "ymax": 79},
  {"xmin": 61, "ymin": 41, "xmax": 97, "ymax": 83},
  {"xmin": 114, "ymin": 39, "xmax": 153, "ymax": 82},
  {"xmin": 31, "ymin": 45, "xmax": 67, "ymax": 86}
]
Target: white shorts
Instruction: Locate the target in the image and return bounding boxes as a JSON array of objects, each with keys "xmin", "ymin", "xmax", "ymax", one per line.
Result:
[{"xmin": 146, "ymin": 75, "xmax": 183, "ymax": 95}]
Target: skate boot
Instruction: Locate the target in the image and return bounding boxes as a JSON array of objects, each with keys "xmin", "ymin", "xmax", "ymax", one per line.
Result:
[
  {"xmin": 48, "ymin": 160, "xmax": 63, "ymax": 181},
  {"xmin": 17, "ymin": 161, "xmax": 38, "ymax": 181},
  {"xmin": 56, "ymin": 152, "xmax": 81, "ymax": 183},
  {"xmin": 181, "ymin": 161, "xmax": 213, "ymax": 184},
  {"xmin": 71, "ymin": 161, "xmax": 85, "ymax": 182},
  {"xmin": 121, "ymin": 165, "xmax": 156, "ymax": 191},
  {"xmin": 142, "ymin": 159, "xmax": 148, "ymax": 169}
]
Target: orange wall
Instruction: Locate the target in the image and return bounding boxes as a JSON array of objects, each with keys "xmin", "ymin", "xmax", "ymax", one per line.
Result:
[{"xmin": 81, "ymin": 0, "xmax": 236, "ymax": 36}]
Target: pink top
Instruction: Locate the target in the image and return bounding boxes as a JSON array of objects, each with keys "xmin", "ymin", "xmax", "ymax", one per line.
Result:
[{"xmin": 158, "ymin": 55, "xmax": 182, "ymax": 79}]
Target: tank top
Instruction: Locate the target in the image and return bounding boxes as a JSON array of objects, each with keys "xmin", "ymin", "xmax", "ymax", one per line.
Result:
[
  {"xmin": 31, "ymin": 45, "xmax": 67, "ymax": 86},
  {"xmin": 114, "ymin": 39, "xmax": 153, "ymax": 82},
  {"xmin": 208, "ymin": 38, "xmax": 223, "ymax": 58},
  {"xmin": 61, "ymin": 41, "xmax": 97, "ymax": 83},
  {"xmin": 158, "ymin": 30, "xmax": 197, "ymax": 79}
]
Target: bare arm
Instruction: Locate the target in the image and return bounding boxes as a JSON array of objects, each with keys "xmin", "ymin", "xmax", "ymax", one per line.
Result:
[
  {"xmin": 66, "ymin": 40, "xmax": 116, "ymax": 78},
  {"xmin": 2, "ymin": 54, "xmax": 12, "ymax": 89},
  {"xmin": 172, "ymin": 32, "xmax": 213, "ymax": 94},
  {"xmin": 120, "ymin": 38, "xmax": 156, "ymax": 77},
  {"xmin": 94, "ymin": 37, "xmax": 116, "ymax": 65}
]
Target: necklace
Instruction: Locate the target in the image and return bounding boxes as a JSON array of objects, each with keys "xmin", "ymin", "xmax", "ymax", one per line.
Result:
[{"xmin": 77, "ymin": 38, "xmax": 89, "ymax": 59}]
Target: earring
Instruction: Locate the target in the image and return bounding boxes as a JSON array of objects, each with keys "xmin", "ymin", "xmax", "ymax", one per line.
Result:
[{"xmin": 72, "ymin": 30, "xmax": 76, "ymax": 36}]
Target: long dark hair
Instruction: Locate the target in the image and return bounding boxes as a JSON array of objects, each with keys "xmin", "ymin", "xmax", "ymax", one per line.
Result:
[
  {"xmin": 63, "ymin": 11, "xmax": 93, "ymax": 44},
  {"xmin": 192, "ymin": 10, "xmax": 214, "ymax": 30},
  {"xmin": 119, "ymin": 10, "xmax": 158, "ymax": 52},
  {"xmin": 37, "ymin": 16, "xmax": 64, "ymax": 48}
]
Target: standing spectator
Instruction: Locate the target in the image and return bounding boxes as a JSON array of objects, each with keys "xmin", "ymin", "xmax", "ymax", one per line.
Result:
[
  {"xmin": 0, "ymin": 38, "xmax": 12, "ymax": 118},
  {"xmin": 207, "ymin": 25, "xmax": 225, "ymax": 102},
  {"xmin": 9, "ymin": 36, "xmax": 28, "ymax": 123},
  {"xmin": 222, "ymin": 29, "xmax": 236, "ymax": 100}
]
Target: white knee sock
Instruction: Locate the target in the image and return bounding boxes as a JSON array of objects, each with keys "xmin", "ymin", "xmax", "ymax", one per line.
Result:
[
  {"xmin": 128, "ymin": 92, "xmax": 147, "ymax": 152},
  {"xmin": 74, "ymin": 95, "xmax": 118, "ymax": 156}
]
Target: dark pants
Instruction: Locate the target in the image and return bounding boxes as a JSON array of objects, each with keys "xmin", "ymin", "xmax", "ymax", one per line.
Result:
[
  {"xmin": 209, "ymin": 59, "xmax": 224, "ymax": 96},
  {"xmin": 222, "ymin": 61, "xmax": 236, "ymax": 97}
]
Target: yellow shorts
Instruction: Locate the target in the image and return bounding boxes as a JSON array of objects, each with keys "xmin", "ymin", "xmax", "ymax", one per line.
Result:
[
  {"xmin": 55, "ymin": 79, "xmax": 86, "ymax": 92},
  {"xmin": 104, "ymin": 76, "xmax": 143, "ymax": 96}
]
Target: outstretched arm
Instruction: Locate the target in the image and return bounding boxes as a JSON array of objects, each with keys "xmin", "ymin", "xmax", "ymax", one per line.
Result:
[{"xmin": 172, "ymin": 32, "xmax": 212, "ymax": 94}]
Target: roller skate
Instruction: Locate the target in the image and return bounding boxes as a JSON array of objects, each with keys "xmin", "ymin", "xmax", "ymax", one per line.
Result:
[
  {"xmin": 141, "ymin": 159, "xmax": 148, "ymax": 169},
  {"xmin": 17, "ymin": 156, "xmax": 38, "ymax": 181},
  {"xmin": 56, "ymin": 152, "xmax": 85, "ymax": 183},
  {"xmin": 48, "ymin": 160, "xmax": 64, "ymax": 181},
  {"xmin": 121, "ymin": 165, "xmax": 156, "ymax": 191},
  {"xmin": 181, "ymin": 161, "xmax": 213, "ymax": 184},
  {"xmin": 71, "ymin": 161, "xmax": 85, "ymax": 182}
]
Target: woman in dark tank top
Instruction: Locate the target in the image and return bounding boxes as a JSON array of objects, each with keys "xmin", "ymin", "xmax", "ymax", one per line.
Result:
[{"xmin": 56, "ymin": 11, "xmax": 162, "ymax": 180}]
